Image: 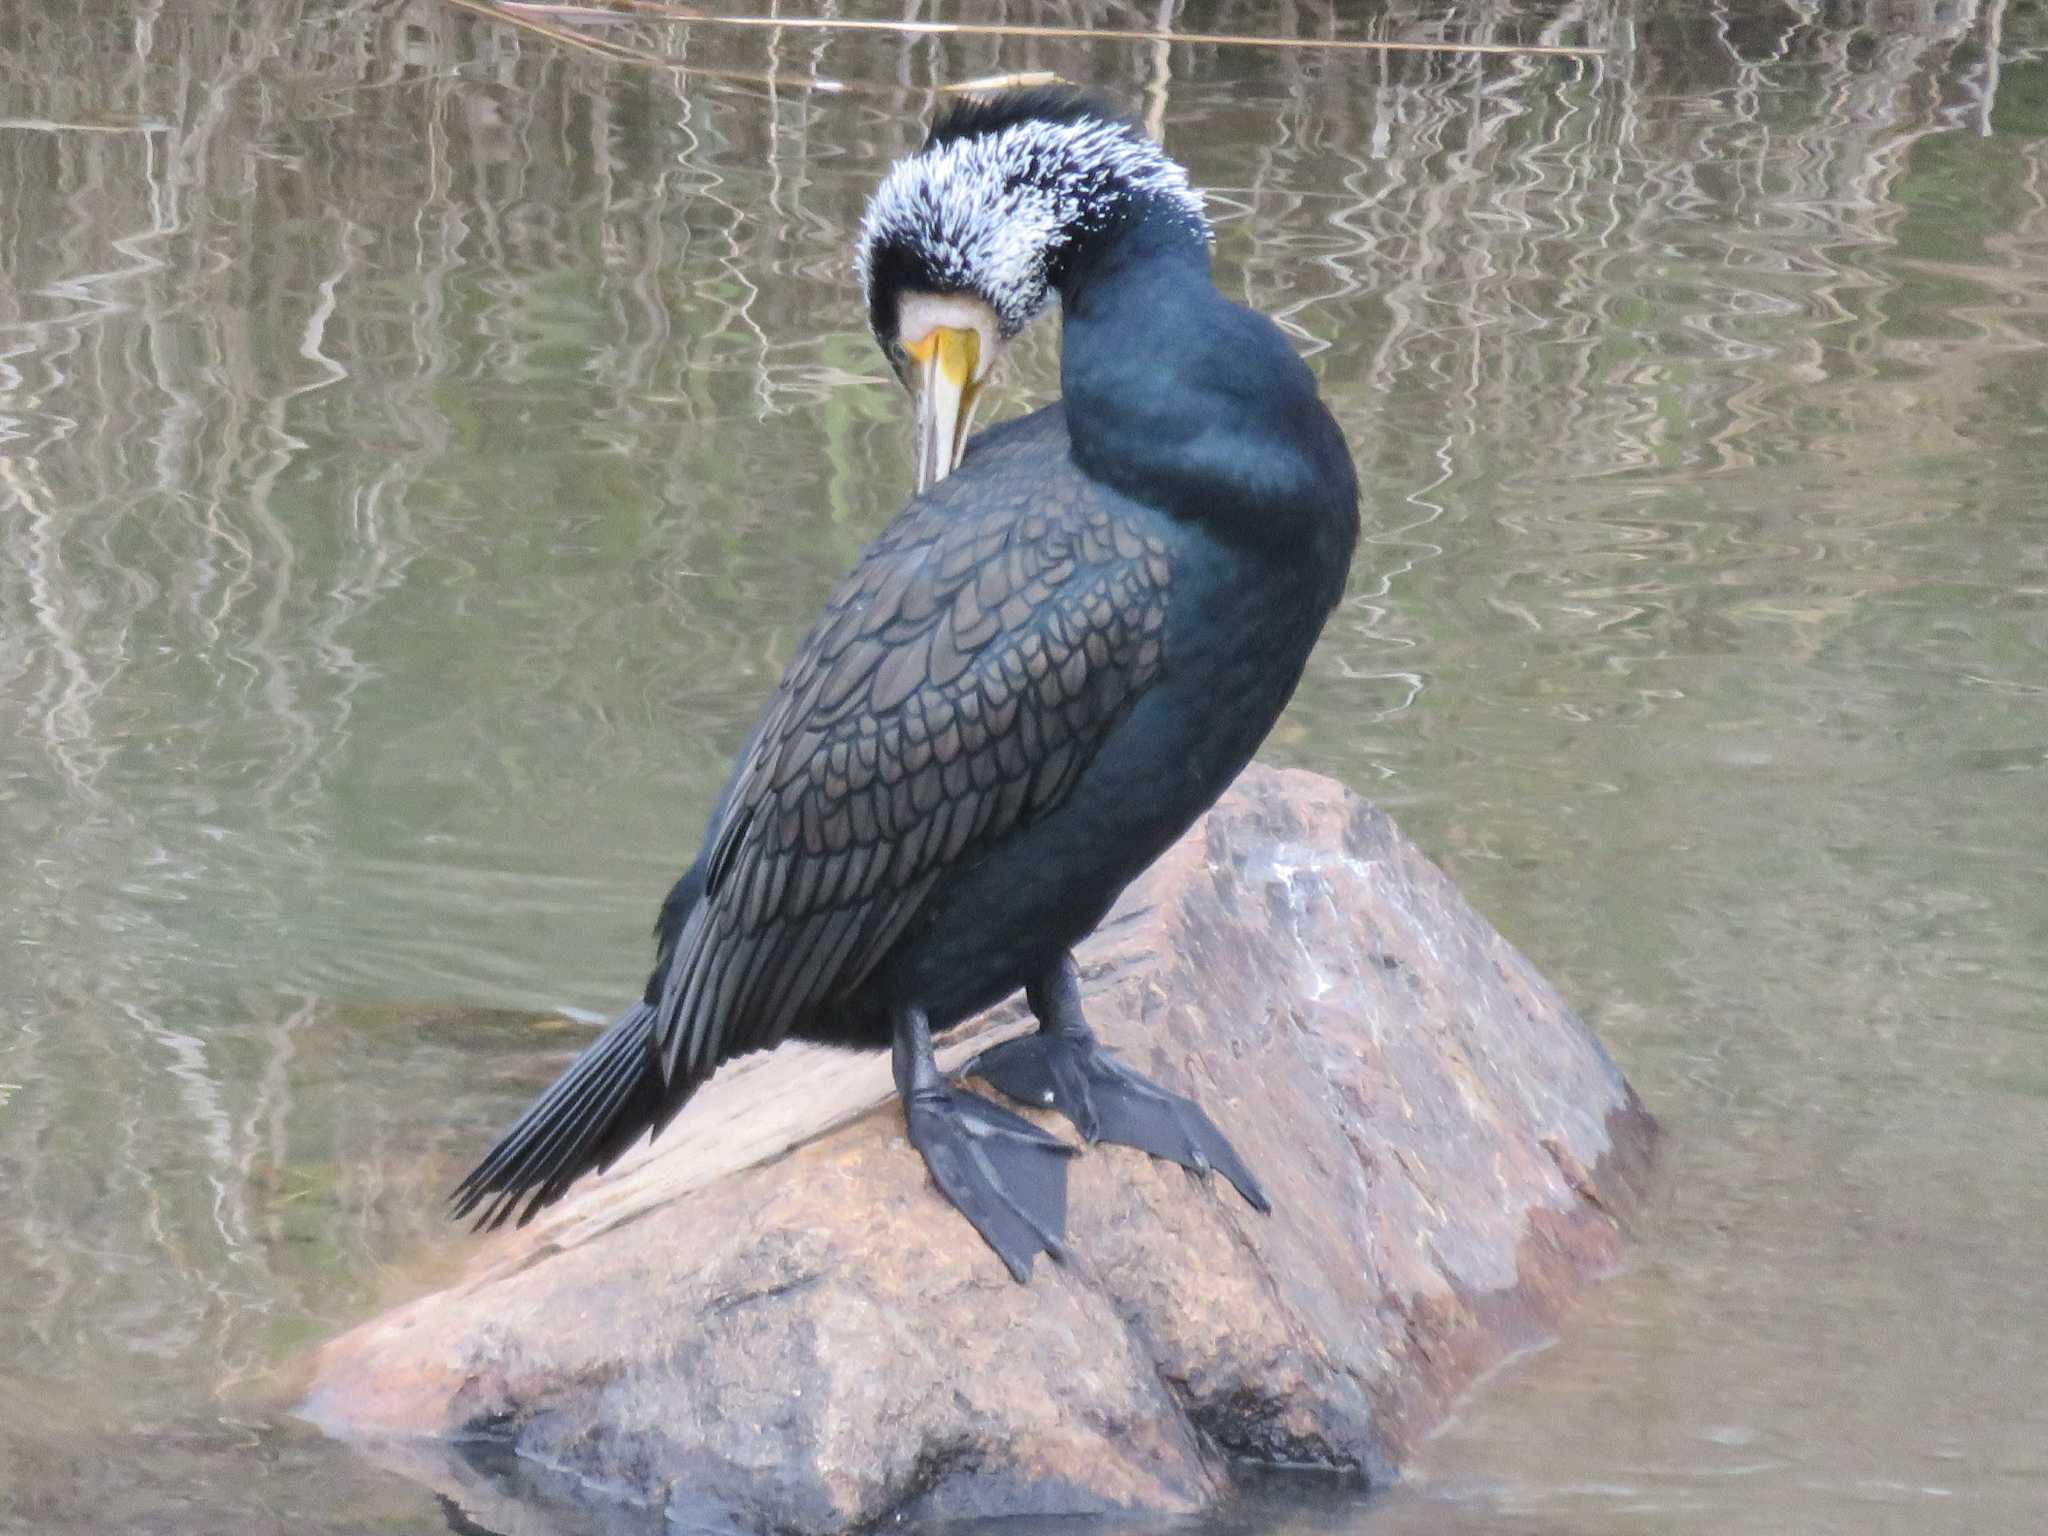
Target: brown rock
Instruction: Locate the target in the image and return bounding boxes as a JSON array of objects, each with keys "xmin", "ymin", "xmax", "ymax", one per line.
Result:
[{"xmin": 301, "ymin": 764, "xmax": 1653, "ymax": 1531}]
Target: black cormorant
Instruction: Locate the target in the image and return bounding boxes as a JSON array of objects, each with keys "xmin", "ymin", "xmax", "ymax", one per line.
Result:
[{"xmin": 453, "ymin": 88, "xmax": 1360, "ymax": 1281}]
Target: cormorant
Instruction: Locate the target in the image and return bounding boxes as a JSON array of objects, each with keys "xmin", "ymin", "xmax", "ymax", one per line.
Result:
[{"xmin": 453, "ymin": 88, "xmax": 1360, "ymax": 1281}]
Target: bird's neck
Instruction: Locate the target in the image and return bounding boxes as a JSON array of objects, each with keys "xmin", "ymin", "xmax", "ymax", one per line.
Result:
[{"xmin": 1055, "ymin": 198, "xmax": 1358, "ymax": 589}]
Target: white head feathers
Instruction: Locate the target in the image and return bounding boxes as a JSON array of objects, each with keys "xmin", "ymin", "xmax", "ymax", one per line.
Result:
[{"xmin": 858, "ymin": 98, "xmax": 1211, "ymax": 345}]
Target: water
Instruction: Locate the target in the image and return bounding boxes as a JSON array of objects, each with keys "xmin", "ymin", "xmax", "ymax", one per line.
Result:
[{"xmin": 3, "ymin": 2, "xmax": 2046, "ymax": 1531}]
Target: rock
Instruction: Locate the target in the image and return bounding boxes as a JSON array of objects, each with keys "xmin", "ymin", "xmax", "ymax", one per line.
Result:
[{"xmin": 300, "ymin": 764, "xmax": 1654, "ymax": 1532}]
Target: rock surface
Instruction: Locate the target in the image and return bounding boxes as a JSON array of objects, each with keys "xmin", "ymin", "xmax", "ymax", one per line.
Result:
[{"xmin": 302, "ymin": 764, "xmax": 1654, "ymax": 1532}]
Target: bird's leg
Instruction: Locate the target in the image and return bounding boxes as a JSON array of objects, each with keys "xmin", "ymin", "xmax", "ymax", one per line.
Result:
[
  {"xmin": 893, "ymin": 1003, "xmax": 1074, "ymax": 1282},
  {"xmin": 968, "ymin": 954, "xmax": 1271, "ymax": 1213}
]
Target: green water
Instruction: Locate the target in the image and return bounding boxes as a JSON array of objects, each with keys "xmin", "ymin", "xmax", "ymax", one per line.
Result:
[{"xmin": 3, "ymin": 2, "xmax": 2046, "ymax": 1532}]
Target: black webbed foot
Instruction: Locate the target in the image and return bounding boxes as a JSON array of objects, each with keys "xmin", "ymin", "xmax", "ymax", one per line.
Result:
[
  {"xmin": 893, "ymin": 1001, "xmax": 1073, "ymax": 1282},
  {"xmin": 969, "ymin": 1030, "xmax": 1270, "ymax": 1214},
  {"xmin": 903, "ymin": 1083, "xmax": 1075, "ymax": 1282}
]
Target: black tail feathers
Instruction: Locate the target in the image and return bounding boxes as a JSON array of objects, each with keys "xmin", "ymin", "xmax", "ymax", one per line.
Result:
[{"xmin": 450, "ymin": 1000, "xmax": 686, "ymax": 1231}]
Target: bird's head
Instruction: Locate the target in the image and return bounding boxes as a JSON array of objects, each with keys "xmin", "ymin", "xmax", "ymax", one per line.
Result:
[{"xmin": 857, "ymin": 86, "xmax": 1210, "ymax": 493}]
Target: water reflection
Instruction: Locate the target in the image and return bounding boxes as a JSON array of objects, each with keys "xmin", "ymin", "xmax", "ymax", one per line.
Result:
[{"xmin": 2, "ymin": 1, "xmax": 2046, "ymax": 1532}]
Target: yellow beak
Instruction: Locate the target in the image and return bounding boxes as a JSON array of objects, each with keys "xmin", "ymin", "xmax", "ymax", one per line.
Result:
[{"xmin": 903, "ymin": 325, "xmax": 984, "ymax": 494}]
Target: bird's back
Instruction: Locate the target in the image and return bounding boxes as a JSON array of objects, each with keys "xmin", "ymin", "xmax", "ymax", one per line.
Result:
[{"xmin": 649, "ymin": 401, "xmax": 1183, "ymax": 1067}]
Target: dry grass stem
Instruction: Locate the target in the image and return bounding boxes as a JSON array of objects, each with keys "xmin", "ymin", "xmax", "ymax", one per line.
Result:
[
  {"xmin": 598, "ymin": 3, "xmax": 1605, "ymax": 58},
  {"xmin": 453, "ymin": 0, "xmax": 863, "ymax": 91}
]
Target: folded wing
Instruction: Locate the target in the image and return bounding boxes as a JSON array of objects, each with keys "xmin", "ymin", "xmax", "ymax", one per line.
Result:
[{"xmin": 652, "ymin": 469, "xmax": 1174, "ymax": 1085}]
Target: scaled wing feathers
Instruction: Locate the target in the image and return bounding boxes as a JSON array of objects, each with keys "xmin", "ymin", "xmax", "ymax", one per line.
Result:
[{"xmin": 651, "ymin": 449, "xmax": 1172, "ymax": 1084}]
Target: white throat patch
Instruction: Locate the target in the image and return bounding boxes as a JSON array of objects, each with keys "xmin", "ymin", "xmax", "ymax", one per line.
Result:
[{"xmin": 858, "ymin": 113, "xmax": 1211, "ymax": 341}]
